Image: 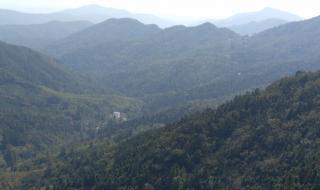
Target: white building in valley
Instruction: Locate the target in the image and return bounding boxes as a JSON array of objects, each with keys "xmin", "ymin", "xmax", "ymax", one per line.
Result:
[
  {"xmin": 113, "ymin": 112, "xmax": 121, "ymax": 119},
  {"xmin": 112, "ymin": 111, "xmax": 127, "ymax": 121}
]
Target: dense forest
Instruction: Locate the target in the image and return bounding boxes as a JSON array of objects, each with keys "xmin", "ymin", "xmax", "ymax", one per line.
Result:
[{"xmin": 5, "ymin": 70, "xmax": 320, "ymax": 189}]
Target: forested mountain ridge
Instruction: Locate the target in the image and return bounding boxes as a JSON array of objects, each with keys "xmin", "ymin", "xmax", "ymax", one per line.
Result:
[
  {"xmin": 41, "ymin": 16, "xmax": 320, "ymax": 112},
  {"xmin": 46, "ymin": 19, "xmax": 242, "ymax": 98},
  {"xmin": 23, "ymin": 70, "xmax": 320, "ymax": 189},
  {"xmin": 45, "ymin": 18, "xmax": 162, "ymax": 57}
]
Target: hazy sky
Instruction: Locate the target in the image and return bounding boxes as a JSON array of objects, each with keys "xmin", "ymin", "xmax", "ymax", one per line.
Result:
[{"xmin": 1, "ymin": 0, "xmax": 319, "ymax": 19}]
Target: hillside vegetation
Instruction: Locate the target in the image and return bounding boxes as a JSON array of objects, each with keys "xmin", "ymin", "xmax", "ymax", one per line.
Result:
[
  {"xmin": 15, "ymin": 71, "xmax": 320, "ymax": 190},
  {"xmin": 0, "ymin": 42, "xmax": 143, "ymax": 178}
]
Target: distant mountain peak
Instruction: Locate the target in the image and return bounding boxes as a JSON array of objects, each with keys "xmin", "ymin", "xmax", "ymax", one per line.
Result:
[
  {"xmin": 210, "ymin": 7, "xmax": 303, "ymax": 28},
  {"xmin": 259, "ymin": 7, "xmax": 303, "ymax": 19}
]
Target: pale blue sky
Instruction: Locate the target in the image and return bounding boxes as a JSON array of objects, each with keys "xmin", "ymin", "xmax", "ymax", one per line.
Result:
[{"xmin": 1, "ymin": 0, "xmax": 319, "ymax": 19}]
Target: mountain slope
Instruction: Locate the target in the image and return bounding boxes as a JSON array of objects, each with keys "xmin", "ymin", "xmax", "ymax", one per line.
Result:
[
  {"xmin": 150, "ymin": 15, "xmax": 320, "ymax": 109},
  {"xmin": 28, "ymin": 71, "xmax": 320, "ymax": 189},
  {"xmin": 0, "ymin": 41, "xmax": 143, "ymax": 175},
  {"xmin": 0, "ymin": 21, "xmax": 93, "ymax": 50},
  {"xmin": 229, "ymin": 18, "xmax": 287, "ymax": 35},
  {"xmin": 237, "ymin": 15, "xmax": 320, "ymax": 85},
  {"xmin": 0, "ymin": 41, "xmax": 83, "ymax": 91},
  {"xmin": 247, "ymin": 15, "xmax": 320, "ymax": 58}
]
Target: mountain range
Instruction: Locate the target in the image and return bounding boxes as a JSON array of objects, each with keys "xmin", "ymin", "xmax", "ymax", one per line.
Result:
[
  {"xmin": 0, "ymin": 5, "xmax": 174, "ymax": 28},
  {"xmin": 1, "ymin": 4, "xmax": 320, "ymax": 190},
  {"xmin": 0, "ymin": 5, "xmax": 302, "ymax": 34},
  {"xmin": 39, "ymin": 15, "xmax": 320, "ymax": 112},
  {"xmin": 45, "ymin": 19, "xmax": 241, "ymax": 102},
  {"xmin": 0, "ymin": 10, "xmax": 313, "ymax": 113}
]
